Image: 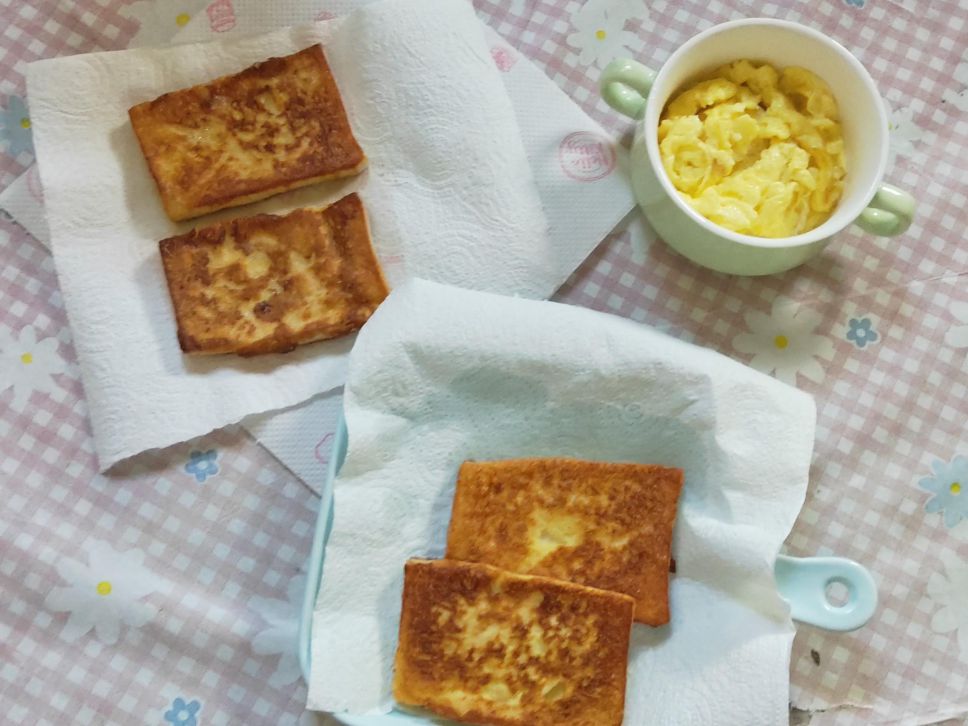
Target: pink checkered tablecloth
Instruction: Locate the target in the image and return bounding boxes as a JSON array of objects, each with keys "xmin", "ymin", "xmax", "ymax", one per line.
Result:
[{"xmin": 1, "ymin": 1, "xmax": 967, "ymax": 725}]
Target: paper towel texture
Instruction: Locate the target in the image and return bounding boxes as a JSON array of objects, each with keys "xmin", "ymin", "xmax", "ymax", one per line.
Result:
[
  {"xmin": 25, "ymin": 0, "xmax": 551, "ymax": 470},
  {"xmin": 3, "ymin": 0, "xmax": 638, "ymax": 481},
  {"xmin": 309, "ymin": 279, "xmax": 815, "ymax": 724},
  {"xmin": 168, "ymin": 1, "xmax": 640, "ymax": 490},
  {"xmin": 173, "ymin": 1, "xmax": 639, "ymax": 293}
]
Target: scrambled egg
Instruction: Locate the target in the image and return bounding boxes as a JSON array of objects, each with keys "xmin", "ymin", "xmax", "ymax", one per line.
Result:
[{"xmin": 658, "ymin": 60, "xmax": 846, "ymax": 238}]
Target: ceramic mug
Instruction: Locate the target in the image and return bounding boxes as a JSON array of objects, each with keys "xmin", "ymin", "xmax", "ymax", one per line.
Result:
[{"xmin": 600, "ymin": 18, "xmax": 917, "ymax": 276}]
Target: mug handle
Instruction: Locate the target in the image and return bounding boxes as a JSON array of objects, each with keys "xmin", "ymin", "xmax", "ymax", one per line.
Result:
[
  {"xmin": 774, "ymin": 554, "xmax": 878, "ymax": 632},
  {"xmin": 601, "ymin": 58, "xmax": 657, "ymax": 120},
  {"xmin": 855, "ymin": 183, "xmax": 916, "ymax": 236}
]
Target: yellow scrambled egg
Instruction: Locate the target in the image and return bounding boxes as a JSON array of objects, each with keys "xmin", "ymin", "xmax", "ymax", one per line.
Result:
[{"xmin": 658, "ymin": 60, "xmax": 846, "ymax": 238}]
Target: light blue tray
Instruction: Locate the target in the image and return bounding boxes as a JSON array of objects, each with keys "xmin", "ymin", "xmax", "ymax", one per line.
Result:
[{"xmin": 298, "ymin": 416, "xmax": 878, "ymax": 724}]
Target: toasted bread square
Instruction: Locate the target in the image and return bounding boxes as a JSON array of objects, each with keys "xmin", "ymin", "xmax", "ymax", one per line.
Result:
[
  {"xmin": 158, "ymin": 193, "xmax": 387, "ymax": 356},
  {"xmin": 446, "ymin": 458, "xmax": 684, "ymax": 625},
  {"xmin": 129, "ymin": 45, "xmax": 366, "ymax": 221},
  {"xmin": 394, "ymin": 559, "xmax": 633, "ymax": 726}
]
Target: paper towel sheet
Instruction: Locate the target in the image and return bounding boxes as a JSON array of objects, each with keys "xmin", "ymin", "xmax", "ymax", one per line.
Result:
[
  {"xmin": 4, "ymin": 0, "xmax": 638, "ymax": 481},
  {"xmin": 309, "ymin": 279, "xmax": 816, "ymax": 724},
  {"xmin": 170, "ymin": 0, "xmax": 640, "ymax": 492},
  {"xmin": 25, "ymin": 0, "xmax": 552, "ymax": 470},
  {"xmin": 172, "ymin": 0, "xmax": 639, "ymax": 294}
]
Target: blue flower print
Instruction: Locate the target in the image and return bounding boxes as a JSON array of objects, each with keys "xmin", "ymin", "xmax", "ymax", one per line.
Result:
[
  {"xmin": 846, "ymin": 317, "xmax": 878, "ymax": 348},
  {"xmin": 163, "ymin": 698, "xmax": 200, "ymax": 726},
  {"xmin": 0, "ymin": 95, "xmax": 34, "ymax": 156},
  {"xmin": 844, "ymin": 0, "xmax": 864, "ymax": 7},
  {"xmin": 920, "ymin": 455, "xmax": 968, "ymax": 528},
  {"xmin": 184, "ymin": 449, "xmax": 218, "ymax": 483}
]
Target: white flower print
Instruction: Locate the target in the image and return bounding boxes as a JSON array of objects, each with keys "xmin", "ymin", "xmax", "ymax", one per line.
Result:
[
  {"xmin": 44, "ymin": 540, "xmax": 159, "ymax": 645},
  {"xmin": 567, "ymin": 0, "xmax": 644, "ymax": 69},
  {"xmin": 732, "ymin": 297, "xmax": 834, "ymax": 386},
  {"xmin": 886, "ymin": 104, "xmax": 922, "ymax": 168},
  {"xmin": 926, "ymin": 550, "xmax": 968, "ymax": 662},
  {"xmin": 121, "ymin": 0, "xmax": 209, "ymax": 48},
  {"xmin": 946, "ymin": 302, "xmax": 968, "ymax": 349},
  {"xmin": 248, "ymin": 573, "xmax": 304, "ymax": 688},
  {"xmin": 0, "ymin": 325, "xmax": 67, "ymax": 410}
]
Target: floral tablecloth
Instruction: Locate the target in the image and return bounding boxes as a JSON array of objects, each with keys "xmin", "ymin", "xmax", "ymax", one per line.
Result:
[{"xmin": 1, "ymin": 1, "xmax": 967, "ymax": 725}]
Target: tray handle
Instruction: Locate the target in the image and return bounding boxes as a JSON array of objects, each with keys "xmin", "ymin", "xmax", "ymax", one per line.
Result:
[{"xmin": 775, "ymin": 554, "xmax": 877, "ymax": 632}]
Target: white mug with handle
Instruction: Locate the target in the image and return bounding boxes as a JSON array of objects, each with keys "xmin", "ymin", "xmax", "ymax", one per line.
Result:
[{"xmin": 600, "ymin": 18, "xmax": 916, "ymax": 276}]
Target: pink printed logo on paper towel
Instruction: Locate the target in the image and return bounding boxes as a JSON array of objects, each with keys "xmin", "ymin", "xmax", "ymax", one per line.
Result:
[
  {"xmin": 206, "ymin": 0, "xmax": 236, "ymax": 33},
  {"xmin": 314, "ymin": 432, "xmax": 334, "ymax": 466},
  {"xmin": 26, "ymin": 164, "xmax": 43, "ymax": 203},
  {"xmin": 558, "ymin": 132, "xmax": 616, "ymax": 182},
  {"xmin": 490, "ymin": 46, "xmax": 517, "ymax": 72},
  {"xmin": 315, "ymin": 10, "xmax": 336, "ymax": 21}
]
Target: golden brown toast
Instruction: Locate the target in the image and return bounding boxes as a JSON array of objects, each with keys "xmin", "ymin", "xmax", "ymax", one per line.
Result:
[
  {"xmin": 393, "ymin": 559, "xmax": 634, "ymax": 726},
  {"xmin": 446, "ymin": 458, "xmax": 684, "ymax": 625},
  {"xmin": 129, "ymin": 45, "xmax": 366, "ymax": 221},
  {"xmin": 158, "ymin": 193, "xmax": 387, "ymax": 356}
]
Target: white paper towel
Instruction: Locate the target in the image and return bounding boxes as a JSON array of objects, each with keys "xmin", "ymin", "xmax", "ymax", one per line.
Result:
[
  {"xmin": 171, "ymin": 0, "xmax": 641, "ymax": 494},
  {"xmin": 171, "ymin": 0, "xmax": 639, "ymax": 295},
  {"xmin": 3, "ymin": 0, "xmax": 639, "ymax": 482},
  {"xmin": 309, "ymin": 279, "xmax": 816, "ymax": 724},
  {"xmin": 25, "ymin": 0, "xmax": 553, "ymax": 470}
]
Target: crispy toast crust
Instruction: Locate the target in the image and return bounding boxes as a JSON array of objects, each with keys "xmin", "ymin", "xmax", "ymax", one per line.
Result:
[
  {"xmin": 393, "ymin": 559, "xmax": 633, "ymax": 726},
  {"xmin": 129, "ymin": 45, "xmax": 366, "ymax": 221},
  {"xmin": 446, "ymin": 457, "xmax": 684, "ymax": 625},
  {"xmin": 158, "ymin": 193, "xmax": 387, "ymax": 356}
]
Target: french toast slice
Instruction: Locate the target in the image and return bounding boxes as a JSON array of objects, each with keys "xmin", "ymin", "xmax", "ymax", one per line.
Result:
[
  {"xmin": 129, "ymin": 45, "xmax": 366, "ymax": 221},
  {"xmin": 158, "ymin": 193, "xmax": 387, "ymax": 356},
  {"xmin": 446, "ymin": 458, "xmax": 684, "ymax": 625},
  {"xmin": 393, "ymin": 558, "xmax": 634, "ymax": 726}
]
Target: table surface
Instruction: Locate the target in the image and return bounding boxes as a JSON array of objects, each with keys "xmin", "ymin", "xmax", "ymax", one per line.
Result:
[{"xmin": 1, "ymin": 1, "xmax": 967, "ymax": 725}]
